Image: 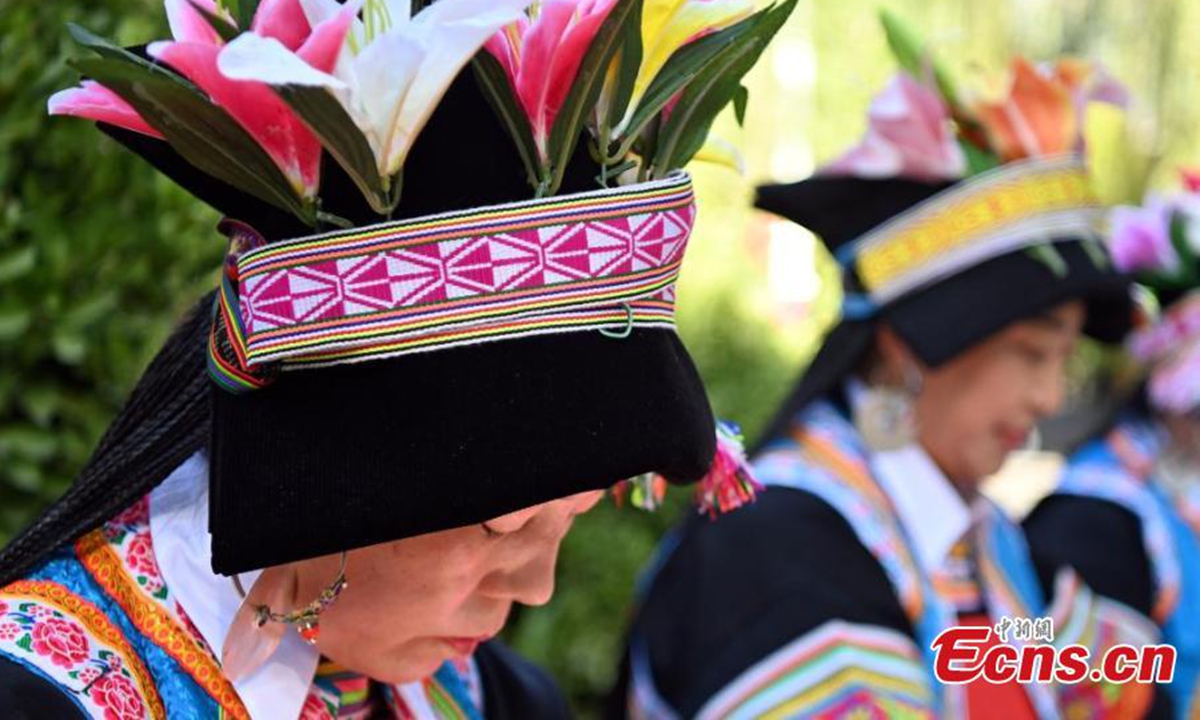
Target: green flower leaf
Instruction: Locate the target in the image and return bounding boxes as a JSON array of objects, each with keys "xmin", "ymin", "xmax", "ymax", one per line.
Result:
[
  {"xmin": 1026, "ymin": 244, "xmax": 1069, "ymax": 278},
  {"xmin": 616, "ymin": 11, "xmax": 759, "ymax": 160},
  {"xmin": 879, "ymin": 9, "xmax": 961, "ymax": 111},
  {"xmin": 16, "ymin": 634, "xmax": 32, "ymax": 652},
  {"xmin": 546, "ymin": 0, "xmax": 643, "ymax": 196},
  {"xmin": 652, "ymin": 0, "xmax": 797, "ymax": 176},
  {"xmin": 472, "ymin": 50, "xmax": 541, "ymax": 190},
  {"xmin": 276, "ymin": 85, "xmax": 394, "ymax": 215},
  {"xmin": 71, "ymin": 56, "xmax": 314, "ymax": 226}
]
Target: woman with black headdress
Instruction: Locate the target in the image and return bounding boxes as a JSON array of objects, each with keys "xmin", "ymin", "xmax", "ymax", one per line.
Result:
[
  {"xmin": 611, "ymin": 50, "xmax": 1151, "ymax": 719},
  {"xmin": 0, "ymin": 0, "xmax": 784, "ymax": 715}
]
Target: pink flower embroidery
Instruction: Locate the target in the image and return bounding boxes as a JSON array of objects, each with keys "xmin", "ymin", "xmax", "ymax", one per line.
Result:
[
  {"xmin": 0, "ymin": 623, "xmax": 20, "ymax": 641},
  {"xmin": 124, "ymin": 534, "xmax": 160, "ymax": 579},
  {"xmin": 299, "ymin": 693, "xmax": 335, "ymax": 720},
  {"xmin": 88, "ymin": 672, "xmax": 147, "ymax": 720},
  {"xmin": 110, "ymin": 497, "xmax": 150, "ymax": 527},
  {"xmin": 30, "ymin": 617, "xmax": 90, "ymax": 668},
  {"xmin": 0, "ymin": 600, "xmax": 8, "ymax": 616}
]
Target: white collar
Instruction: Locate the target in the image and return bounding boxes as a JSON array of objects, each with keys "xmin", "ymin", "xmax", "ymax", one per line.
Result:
[
  {"xmin": 149, "ymin": 452, "xmax": 319, "ymax": 720},
  {"xmin": 845, "ymin": 380, "xmax": 982, "ymax": 574}
]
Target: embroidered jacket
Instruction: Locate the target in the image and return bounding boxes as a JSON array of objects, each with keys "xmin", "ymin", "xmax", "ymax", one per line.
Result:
[
  {"xmin": 615, "ymin": 400, "xmax": 1159, "ymax": 719},
  {"xmin": 1026, "ymin": 415, "xmax": 1200, "ymax": 719}
]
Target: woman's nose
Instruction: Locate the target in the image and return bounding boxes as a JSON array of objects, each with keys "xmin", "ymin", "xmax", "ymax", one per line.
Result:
[{"xmin": 482, "ymin": 540, "xmax": 561, "ymax": 606}]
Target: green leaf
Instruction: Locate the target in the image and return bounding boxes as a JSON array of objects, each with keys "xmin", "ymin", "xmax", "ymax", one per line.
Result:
[
  {"xmin": 236, "ymin": 0, "xmax": 261, "ymax": 31},
  {"xmin": 1169, "ymin": 211, "xmax": 1200, "ymax": 285},
  {"xmin": 72, "ymin": 57, "xmax": 314, "ymax": 225},
  {"xmin": 879, "ymin": 9, "xmax": 960, "ymax": 111},
  {"xmin": 959, "ymin": 138, "xmax": 999, "ymax": 175},
  {"xmin": 0, "ymin": 310, "xmax": 32, "ymax": 341},
  {"xmin": 277, "ymin": 85, "xmax": 393, "ymax": 215},
  {"xmin": 186, "ymin": 0, "xmax": 241, "ymax": 43},
  {"xmin": 67, "ymin": 24, "xmax": 185, "ymax": 83},
  {"xmin": 0, "ymin": 247, "xmax": 35, "ymax": 283},
  {"xmin": 546, "ymin": 0, "xmax": 643, "ymax": 196},
  {"xmin": 618, "ymin": 12, "xmax": 758, "ymax": 158},
  {"xmin": 1026, "ymin": 244, "xmax": 1069, "ymax": 278},
  {"xmin": 652, "ymin": 0, "xmax": 797, "ymax": 176},
  {"xmin": 472, "ymin": 51, "xmax": 542, "ymax": 191},
  {"xmin": 16, "ymin": 634, "xmax": 31, "ymax": 652},
  {"xmin": 732, "ymin": 84, "xmax": 749, "ymax": 126},
  {"xmin": 601, "ymin": 0, "xmax": 644, "ymax": 141}
]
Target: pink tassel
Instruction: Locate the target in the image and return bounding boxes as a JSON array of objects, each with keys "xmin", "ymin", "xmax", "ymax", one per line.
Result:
[{"xmin": 694, "ymin": 422, "xmax": 763, "ymax": 519}]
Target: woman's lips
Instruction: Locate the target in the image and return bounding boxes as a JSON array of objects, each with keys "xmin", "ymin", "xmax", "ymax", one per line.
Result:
[
  {"xmin": 997, "ymin": 426, "xmax": 1030, "ymax": 451},
  {"xmin": 439, "ymin": 636, "xmax": 490, "ymax": 657}
]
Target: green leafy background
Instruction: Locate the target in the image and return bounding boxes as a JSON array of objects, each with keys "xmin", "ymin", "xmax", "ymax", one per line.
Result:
[{"xmin": 5, "ymin": 0, "xmax": 1200, "ymax": 717}]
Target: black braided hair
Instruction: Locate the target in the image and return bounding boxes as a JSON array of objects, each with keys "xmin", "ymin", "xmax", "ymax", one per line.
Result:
[{"xmin": 0, "ymin": 293, "xmax": 213, "ymax": 585}]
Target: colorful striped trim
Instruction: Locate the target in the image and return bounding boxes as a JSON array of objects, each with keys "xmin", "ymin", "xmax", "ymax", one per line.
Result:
[
  {"xmin": 210, "ymin": 173, "xmax": 695, "ymax": 391},
  {"xmin": 73, "ymin": 530, "xmax": 250, "ymax": 719},
  {"xmin": 841, "ymin": 155, "xmax": 1101, "ymax": 304},
  {"xmin": 695, "ymin": 620, "xmax": 934, "ymax": 720}
]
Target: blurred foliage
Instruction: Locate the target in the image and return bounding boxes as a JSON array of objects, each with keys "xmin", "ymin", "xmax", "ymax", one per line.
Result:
[
  {"xmin": 0, "ymin": 1, "xmax": 221, "ymax": 538},
  {"xmin": 6, "ymin": 0, "xmax": 1200, "ymax": 718}
]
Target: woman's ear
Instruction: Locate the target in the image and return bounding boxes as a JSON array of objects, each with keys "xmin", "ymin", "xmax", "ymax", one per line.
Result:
[{"xmin": 873, "ymin": 325, "xmax": 923, "ymax": 386}]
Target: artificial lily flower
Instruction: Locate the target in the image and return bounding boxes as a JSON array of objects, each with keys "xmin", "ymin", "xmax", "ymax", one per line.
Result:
[
  {"xmin": 484, "ymin": 0, "xmax": 618, "ymax": 163},
  {"xmin": 220, "ymin": 0, "xmax": 532, "ymax": 179},
  {"xmin": 601, "ymin": 0, "xmax": 754, "ymax": 138},
  {"xmin": 824, "ymin": 72, "xmax": 965, "ymax": 182},
  {"xmin": 47, "ymin": 80, "xmax": 165, "ymax": 140},
  {"xmin": 149, "ymin": 0, "xmax": 354, "ymax": 199},
  {"xmin": 974, "ymin": 58, "xmax": 1080, "ymax": 162}
]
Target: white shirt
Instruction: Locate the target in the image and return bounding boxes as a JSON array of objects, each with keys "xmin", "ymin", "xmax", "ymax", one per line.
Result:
[
  {"xmin": 846, "ymin": 380, "xmax": 985, "ymax": 575},
  {"xmin": 149, "ymin": 452, "xmax": 318, "ymax": 720}
]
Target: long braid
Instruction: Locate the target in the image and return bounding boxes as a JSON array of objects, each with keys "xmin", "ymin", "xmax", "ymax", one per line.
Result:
[{"xmin": 0, "ymin": 293, "xmax": 214, "ymax": 585}]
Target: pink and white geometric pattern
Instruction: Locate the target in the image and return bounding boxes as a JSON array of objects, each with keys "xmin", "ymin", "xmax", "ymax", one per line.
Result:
[{"xmin": 231, "ymin": 173, "xmax": 696, "ymax": 366}]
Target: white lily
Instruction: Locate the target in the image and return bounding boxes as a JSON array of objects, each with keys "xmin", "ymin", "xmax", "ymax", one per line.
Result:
[{"xmin": 219, "ymin": 0, "xmax": 532, "ymax": 179}]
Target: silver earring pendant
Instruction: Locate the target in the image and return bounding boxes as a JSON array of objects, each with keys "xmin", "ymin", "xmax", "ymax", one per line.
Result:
[{"xmin": 854, "ymin": 384, "xmax": 917, "ymax": 452}]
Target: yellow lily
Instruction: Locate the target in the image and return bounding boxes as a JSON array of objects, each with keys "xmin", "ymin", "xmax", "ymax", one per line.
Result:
[{"xmin": 600, "ymin": 0, "xmax": 755, "ymax": 138}]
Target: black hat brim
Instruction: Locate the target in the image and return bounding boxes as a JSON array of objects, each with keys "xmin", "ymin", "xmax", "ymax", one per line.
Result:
[{"xmin": 209, "ymin": 327, "xmax": 715, "ymax": 574}]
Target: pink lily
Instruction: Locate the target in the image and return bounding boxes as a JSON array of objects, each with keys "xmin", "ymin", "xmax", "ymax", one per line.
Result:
[
  {"xmin": 486, "ymin": 0, "xmax": 620, "ymax": 163},
  {"xmin": 824, "ymin": 72, "xmax": 965, "ymax": 182},
  {"xmin": 150, "ymin": 0, "xmax": 355, "ymax": 199},
  {"xmin": 48, "ymin": 80, "xmax": 165, "ymax": 139},
  {"xmin": 1107, "ymin": 196, "xmax": 1179, "ymax": 275}
]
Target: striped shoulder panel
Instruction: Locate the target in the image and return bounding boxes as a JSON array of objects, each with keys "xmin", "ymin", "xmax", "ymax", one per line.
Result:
[
  {"xmin": 1048, "ymin": 567, "xmax": 1160, "ymax": 719},
  {"xmin": 694, "ymin": 620, "xmax": 935, "ymax": 720}
]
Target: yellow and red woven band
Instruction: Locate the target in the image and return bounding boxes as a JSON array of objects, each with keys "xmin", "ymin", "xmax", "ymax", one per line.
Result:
[
  {"xmin": 840, "ymin": 155, "xmax": 1101, "ymax": 305},
  {"xmin": 209, "ymin": 173, "xmax": 695, "ymax": 392}
]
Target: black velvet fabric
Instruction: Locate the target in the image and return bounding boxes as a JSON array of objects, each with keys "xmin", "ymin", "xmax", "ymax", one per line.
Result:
[
  {"xmin": 475, "ymin": 640, "xmax": 572, "ymax": 719},
  {"xmin": 753, "ymin": 175, "xmax": 1133, "ymax": 444},
  {"xmin": 0, "ymin": 655, "xmax": 86, "ymax": 719},
  {"xmin": 1024, "ymin": 494, "xmax": 1176, "ymax": 719},
  {"xmin": 607, "ymin": 487, "xmax": 912, "ymax": 718},
  {"xmin": 101, "ymin": 68, "xmax": 716, "ymax": 573}
]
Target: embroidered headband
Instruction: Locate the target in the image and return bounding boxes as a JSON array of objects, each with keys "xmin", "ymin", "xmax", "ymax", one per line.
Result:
[
  {"xmin": 210, "ymin": 173, "xmax": 695, "ymax": 392},
  {"xmin": 837, "ymin": 155, "xmax": 1102, "ymax": 315}
]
